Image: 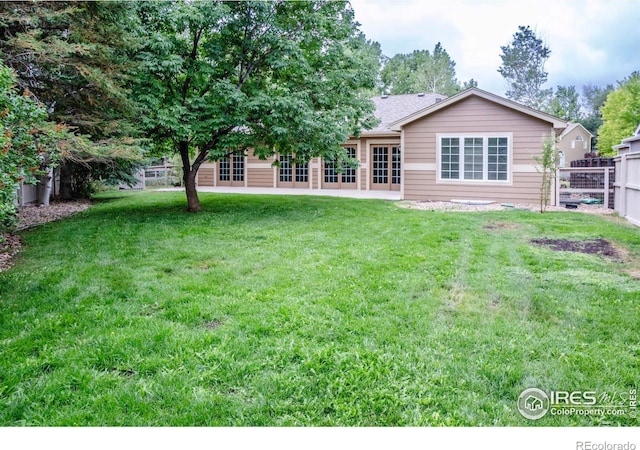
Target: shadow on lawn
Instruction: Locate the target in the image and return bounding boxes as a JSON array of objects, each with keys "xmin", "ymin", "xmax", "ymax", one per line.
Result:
[{"xmin": 89, "ymin": 191, "xmax": 374, "ymax": 226}]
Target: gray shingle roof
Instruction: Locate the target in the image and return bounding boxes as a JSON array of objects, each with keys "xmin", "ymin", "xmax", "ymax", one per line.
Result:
[{"xmin": 364, "ymin": 93, "xmax": 447, "ymax": 135}]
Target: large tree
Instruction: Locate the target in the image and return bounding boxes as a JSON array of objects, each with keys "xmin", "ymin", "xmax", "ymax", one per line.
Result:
[
  {"xmin": 580, "ymin": 83, "xmax": 614, "ymax": 147},
  {"xmin": 598, "ymin": 72, "xmax": 640, "ymax": 155},
  {"xmin": 498, "ymin": 25, "xmax": 552, "ymax": 110},
  {"xmin": 0, "ymin": 1, "xmax": 144, "ymax": 198},
  {"xmin": 381, "ymin": 43, "xmax": 464, "ymax": 95},
  {"xmin": 547, "ymin": 85, "xmax": 581, "ymax": 121},
  {"xmin": 136, "ymin": 0, "xmax": 377, "ymax": 212},
  {"xmin": 0, "ymin": 1, "xmax": 140, "ymax": 138}
]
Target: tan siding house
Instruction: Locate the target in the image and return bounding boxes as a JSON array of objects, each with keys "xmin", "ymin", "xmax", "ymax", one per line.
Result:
[
  {"xmin": 393, "ymin": 91, "xmax": 566, "ymax": 203},
  {"xmin": 557, "ymin": 123, "xmax": 593, "ymax": 165},
  {"xmin": 196, "ymin": 88, "xmax": 568, "ymax": 204}
]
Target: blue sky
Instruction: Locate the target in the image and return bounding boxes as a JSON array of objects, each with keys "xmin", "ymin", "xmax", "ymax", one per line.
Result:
[{"xmin": 350, "ymin": 0, "xmax": 640, "ymax": 96}]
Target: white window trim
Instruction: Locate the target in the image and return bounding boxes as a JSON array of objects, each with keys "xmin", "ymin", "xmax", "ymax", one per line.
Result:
[{"xmin": 436, "ymin": 133, "xmax": 513, "ymax": 185}]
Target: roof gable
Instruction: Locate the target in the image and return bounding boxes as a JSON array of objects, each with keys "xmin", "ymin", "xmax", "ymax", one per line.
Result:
[
  {"xmin": 363, "ymin": 93, "xmax": 447, "ymax": 135},
  {"xmin": 558, "ymin": 122, "xmax": 593, "ymax": 140},
  {"xmin": 389, "ymin": 88, "xmax": 568, "ymax": 131}
]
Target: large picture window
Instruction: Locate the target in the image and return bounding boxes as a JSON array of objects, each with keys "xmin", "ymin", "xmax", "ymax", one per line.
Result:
[{"xmin": 439, "ymin": 135, "xmax": 510, "ymax": 182}]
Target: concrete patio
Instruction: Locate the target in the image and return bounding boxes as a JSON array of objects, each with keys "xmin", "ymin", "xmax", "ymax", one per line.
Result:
[{"xmin": 157, "ymin": 186, "xmax": 401, "ymax": 200}]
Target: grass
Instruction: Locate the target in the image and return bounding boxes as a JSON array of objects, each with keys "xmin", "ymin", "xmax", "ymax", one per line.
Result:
[{"xmin": 0, "ymin": 191, "xmax": 639, "ymax": 426}]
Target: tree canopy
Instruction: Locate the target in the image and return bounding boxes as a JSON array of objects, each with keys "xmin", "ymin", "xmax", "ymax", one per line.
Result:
[
  {"xmin": 598, "ymin": 71, "xmax": 640, "ymax": 155},
  {"xmin": 498, "ymin": 25, "xmax": 551, "ymax": 110},
  {"xmin": 547, "ymin": 85, "xmax": 581, "ymax": 121},
  {"xmin": 136, "ymin": 0, "xmax": 378, "ymax": 211},
  {"xmin": 0, "ymin": 1, "xmax": 145, "ymax": 199},
  {"xmin": 380, "ymin": 43, "xmax": 465, "ymax": 96},
  {"xmin": 0, "ymin": 1, "xmax": 141, "ymax": 139},
  {"xmin": 0, "ymin": 62, "xmax": 63, "ymax": 228},
  {"xmin": 579, "ymin": 83, "xmax": 614, "ymax": 148}
]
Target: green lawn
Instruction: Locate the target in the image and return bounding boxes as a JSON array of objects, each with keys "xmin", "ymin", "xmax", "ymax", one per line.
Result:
[{"xmin": 1, "ymin": 192, "xmax": 639, "ymax": 426}]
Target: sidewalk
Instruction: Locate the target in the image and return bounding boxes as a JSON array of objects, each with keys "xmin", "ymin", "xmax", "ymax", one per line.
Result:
[{"xmin": 157, "ymin": 186, "xmax": 401, "ymax": 201}]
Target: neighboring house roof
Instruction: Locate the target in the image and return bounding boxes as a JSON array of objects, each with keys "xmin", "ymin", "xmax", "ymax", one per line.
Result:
[
  {"xmin": 363, "ymin": 92, "xmax": 447, "ymax": 136},
  {"xmin": 389, "ymin": 87, "xmax": 568, "ymax": 131},
  {"xmin": 558, "ymin": 122, "xmax": 593, "ymax": 140}
]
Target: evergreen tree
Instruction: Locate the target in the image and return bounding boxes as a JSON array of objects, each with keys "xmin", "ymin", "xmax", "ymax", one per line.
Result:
[
  {"xmin": 0, "ymin": 1, "xmax": 144, "ymax": 198},
  {"xmin": 498, "ymin": 26, "xmax": 552, "ymax": 110},
  {"xmin": 548, "ymin": 85, "xmax": 581, "ymax": 121},
  {"xmin": 381, "ymin": 43, "xmax": 465, "ymax": 95},
  {"xmin": 580, "ymin": 83, "xmax": 614, "ymax": 147}
]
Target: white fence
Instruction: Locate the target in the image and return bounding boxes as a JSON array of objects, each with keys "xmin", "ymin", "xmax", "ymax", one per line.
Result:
[
  {"xmin": 144, "ymin": 164, "xmax": 179, "ymax": 188},
  {"xmin": 119, "ymin": 164, "xmax": 179, "ymax": 190},
  {"xmin": 614, "ymin": 152, "xmax": 640, "ymax": 227},
  {"xmin": 556, "ymin": 166, "xmax": 615, "ymax": 209}
]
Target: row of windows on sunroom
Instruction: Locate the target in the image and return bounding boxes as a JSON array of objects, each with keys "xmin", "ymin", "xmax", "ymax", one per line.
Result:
[{"xmin": 216, "ymin": 146, "xmax": 401, "ymax": 185}]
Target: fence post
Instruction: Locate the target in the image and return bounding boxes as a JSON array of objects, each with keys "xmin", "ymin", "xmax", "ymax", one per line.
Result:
[
  {"xmin": 619, "ymin": 155, "xmax": 627, "ymax": 217},
  {"xmin": 554, "ymin": 168, "xmax": 560, "ymax": 207},
  {"xmin": 603, "ymin": 167, "xmax": 610, "ymax": 209}
]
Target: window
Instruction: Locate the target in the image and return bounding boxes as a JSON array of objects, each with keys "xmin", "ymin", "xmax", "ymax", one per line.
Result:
[
  {"xmin": 441, "ymin": 138, "xmax": 460, "ymax": 180},
  {"xmin": 372, "ymin": 146, "xmax": 388, "ymax": 184},
  {"xmin": 232, "ymin": 154, "xmax": 244, "ymax": 181},
  {"xmin": 439, "ymin": 135, "xmax": 510, "ymax": 182},
  {"xmin": 296, "ymin": 163, "xmax": 308, "ymax": 183},
  {"xmin": 464, "ymin": 138, "xmax": 483, "ymax": 180},
  {"xmin": 324, "ymin": 159, "xmax": 338, "ymax": 183},
  {"xmin": 391, "ymin": 146, "xmax": 401, "ymax": 185},
  {"xmin": 280, "ymin": 154, "xmax": 292, "ymax": 182},
  {"xmin": 487, "ymin": 137, "xmax": 508, "ymax": 181},
  {"xmin": 342, "ymin": 147, "xmax": 356, "ymax": 184},
  {"xmin": 219, "ymin": 159, "xmax": 230, "ymax": 181}
]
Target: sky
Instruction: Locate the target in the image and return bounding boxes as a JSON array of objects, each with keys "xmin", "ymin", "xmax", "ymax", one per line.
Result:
[{"xmin": 349, "ymin": 0, "xmax": 640, "ymax": 96}]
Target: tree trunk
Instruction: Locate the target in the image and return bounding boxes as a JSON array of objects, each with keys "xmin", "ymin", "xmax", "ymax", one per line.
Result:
[
  {"xmin": 178, "ymin": 140, "xmax": 201, "ymax": 212},
  {"xmin": 184, "ymin": 169, "xmax": 200, "ymax": 212},
  {"xmin": 36, "ymin": 167, "xmax": 53, "ymax": 206},
  {"xmin": 60, "ymin": 160, "xmax": 73, "ymax": 200}
]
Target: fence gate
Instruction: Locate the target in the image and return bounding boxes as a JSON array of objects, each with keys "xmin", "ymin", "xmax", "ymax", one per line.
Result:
[{"xmin": 556, "ymin": 166, "xmax": 615, "ymax": 209}]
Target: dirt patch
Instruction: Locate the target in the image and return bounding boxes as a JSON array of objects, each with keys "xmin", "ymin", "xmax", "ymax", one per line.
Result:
[
  {"xmin": 204, "ymin": 320, "xmax": 223, "ymax": 330},
  {"xmin": 484, "ymin": 221, "xmax": 521, "ymax": 231},
  {"xmin": 530, "ymin": 238, "xmax": 623, "ymax": 261},
  {"xmin": 624, "ymin": 269, "xmax": 640, "ymax": 280},
  {"xmin": 16, "ymin": 199, "xmax": 91, "ymax": 231},
  {"xmin": 398, "ymin": 200, "xmax": 617, "ymax": 215},
  {"xmin": 0, "ymin": 234, "xmax": 22, "ymax": 273},
  {"xmin": 0, "ymin": 200, "xmax": 91, "ymax": 273}
]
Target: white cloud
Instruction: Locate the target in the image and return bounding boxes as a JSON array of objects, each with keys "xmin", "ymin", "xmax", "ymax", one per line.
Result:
[{"xmin": 350, "ymin": 0, "xmax": 640, "ymax": 95}]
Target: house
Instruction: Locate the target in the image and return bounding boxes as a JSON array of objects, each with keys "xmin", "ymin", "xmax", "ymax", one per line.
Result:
[
  {"xmin": 195, "ymin": 87, "xmax": 569, "ymax": 204},
  {"xmin": 557, "ymin": 122, "xmax": 593, "ymax": 166}
]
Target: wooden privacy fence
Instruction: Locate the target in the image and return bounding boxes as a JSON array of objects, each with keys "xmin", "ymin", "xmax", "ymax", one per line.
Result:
[
  {"xmin": 556, "ymin": 166, "xmax": 615, "ymax": 209},
  {"xmin": 614, "ymin": 152, "xmax": 640, "ymax": 227}
]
